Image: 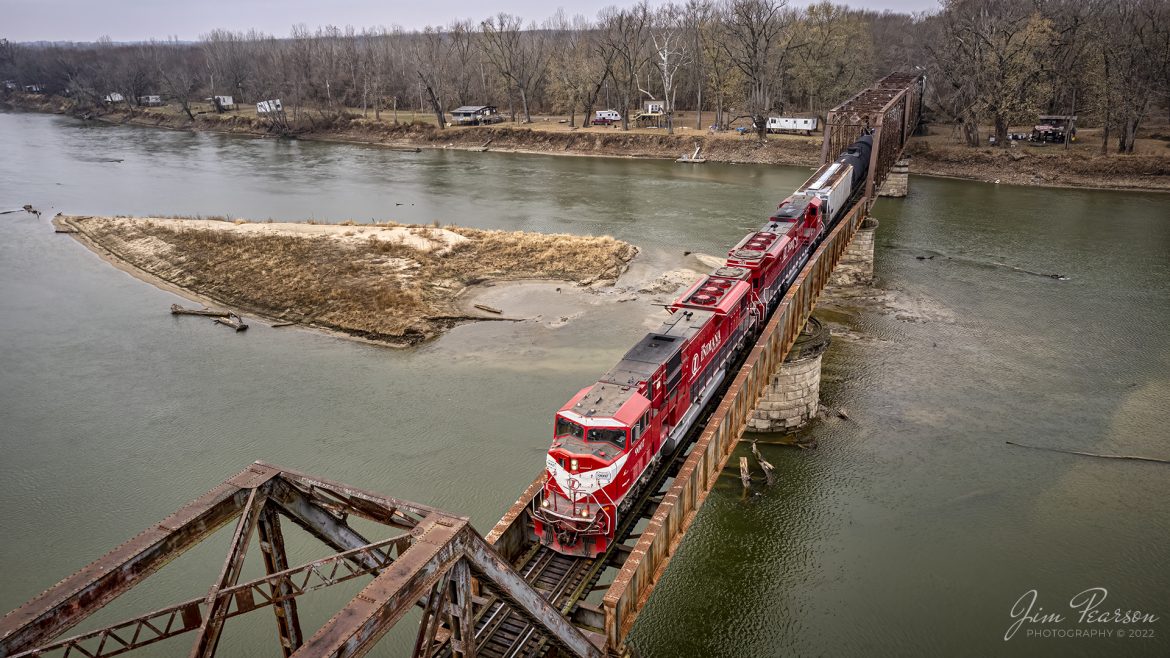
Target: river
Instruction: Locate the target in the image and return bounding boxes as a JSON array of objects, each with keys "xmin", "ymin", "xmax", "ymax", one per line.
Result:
[{"xmin": 1, "ymin": 111, "xmax": 1167, "ymax": 657}]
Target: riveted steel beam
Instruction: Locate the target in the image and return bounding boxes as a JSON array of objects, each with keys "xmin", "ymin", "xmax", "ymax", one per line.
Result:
[
  {"xmin": 0, "ymin": 463, "xmax": 279, "ymax": 657},
  {"xmin": 258, "ymin": 504, "xmax": 304, "ymax": 657}
]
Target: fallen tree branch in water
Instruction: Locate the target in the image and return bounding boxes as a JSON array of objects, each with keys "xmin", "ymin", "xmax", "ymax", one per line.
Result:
[
  {"xmin": 1006, "ymin": 441, "xmax": 1169, "ymax": 464},
  {"xmin": 171, "ymin": 303, "xmax": 232, "ymax": 317}
]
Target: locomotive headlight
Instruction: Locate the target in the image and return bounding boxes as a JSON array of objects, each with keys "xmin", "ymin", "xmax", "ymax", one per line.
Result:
[
  {"xmin": 570, "ymin": 458, "xmax": 578, "ymax": 472},
  {"xmin": 541, "ymin": 499, "xmax": 549, "ymax": 508},
  {"xmin": 580, "ymin": 508, "xmax": 590, "ymax": 518}
]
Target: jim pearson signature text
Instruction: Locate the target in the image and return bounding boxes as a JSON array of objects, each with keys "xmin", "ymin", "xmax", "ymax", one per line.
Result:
[{"xmin": 1005, "ymin": 588, "xmax": 1159, "ymax": 640}]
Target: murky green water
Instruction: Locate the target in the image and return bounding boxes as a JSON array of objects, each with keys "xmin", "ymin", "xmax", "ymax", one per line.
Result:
[{"xmin": 1, "ymin": 111, "xmax": 1168, "ymax": 656}]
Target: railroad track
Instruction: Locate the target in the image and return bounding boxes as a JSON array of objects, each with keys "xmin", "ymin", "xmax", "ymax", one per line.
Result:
[
  {"xmin": 437, "ymin": 196, "xmax": 870, "ymax": 657},
  {"xmin": 437, "ymin": 387, "xmax": 721, "ymax": 658}
]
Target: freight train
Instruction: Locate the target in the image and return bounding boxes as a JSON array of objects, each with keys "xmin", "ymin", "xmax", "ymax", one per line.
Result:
[{"xmin": 531, "ymin": 134, "xmax": 874, "ymax": 558}]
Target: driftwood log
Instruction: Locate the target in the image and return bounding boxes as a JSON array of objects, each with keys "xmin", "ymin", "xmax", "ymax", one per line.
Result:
[
  {"xmin": 171, "ymin": 304, "xmax": 232, "ymax": 318},
  {"xmin": 473, "ymin": 304, "xmax": 503, "ymax": 314},
  {"xmin": 213, "ymin": 314, "xmax": 248, "ymax": 332},
  {"xmin": 752, "ymin": 441, "xmax": 776, "ymax": 486},
  {"xmin": 740, "ymin": 457, "xmax": 751, "ymax": 490}
]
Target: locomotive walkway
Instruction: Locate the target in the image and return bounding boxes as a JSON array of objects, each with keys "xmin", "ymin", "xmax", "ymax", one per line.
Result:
[{"xmin": 0, "ymin": 73, "xmax": 925, "ymax": 658}]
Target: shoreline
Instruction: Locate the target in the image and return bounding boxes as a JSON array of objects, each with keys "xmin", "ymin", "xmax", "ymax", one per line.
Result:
[
  {"xmin": 53, "ymin": 214, "xmax": 640, "ymax": 348},
  {"xmin": 4, "ymin": 95, "xmax": 1167, "ymax": 193}
]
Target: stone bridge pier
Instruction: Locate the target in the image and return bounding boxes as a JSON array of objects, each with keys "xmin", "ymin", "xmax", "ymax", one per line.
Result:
[
  {"xmin": 748, "ymin": 317, "xmax": 831, "ymax": 432},
  {"xmin": 880, "ymin": 158, "xmax": 910, "ymax": 197},
  {"xmin": 750, "ymin": 211, "xmax": 882, "ymax": 433},
  {"xmin": 828, "ymin": 216, "xmax": 879, "ymax": 287}
]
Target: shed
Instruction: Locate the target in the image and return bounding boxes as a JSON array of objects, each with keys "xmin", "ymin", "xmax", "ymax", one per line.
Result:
[
  {"xmin": 634, "ymin": 100, "xmax": 666, "ymax": 127},
  {"xmin": 450, "ymin": 105, "xmax": 502, "ymax": 126}
]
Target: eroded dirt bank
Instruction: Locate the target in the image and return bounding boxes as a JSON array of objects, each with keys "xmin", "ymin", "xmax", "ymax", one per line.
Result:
[{"xmin": 55, "ymin": 214, "xmax": 638, "ymax": 346}]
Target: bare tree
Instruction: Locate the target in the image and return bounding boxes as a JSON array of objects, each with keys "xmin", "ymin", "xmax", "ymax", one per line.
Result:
[
  {"xmin": 601, "ymin": 3, "xmax": 652, "ymax": 131},
  {"xmin": 788, "ymin": 2, "xmax": 871, "ymax": 117},
  {"xmin": 683, "ymin": 0, "xmax": 714, "ymax": 129},
  {"xmin": 150, "ymin": 39, "xmax": 203, "ymax": 120},
  {"xmin": 202, "ymin": 29, "xmax": 254, "ymax": 104},
  {"xmin": 1095, "ymin": 0, "xmax": 1170, "ymax": 153},
  {"xmin": 650, "ymin": 4, "xmax": 691, "ymax": 134},
  {"xmin": 414, "ymin": 26, "xmax": 451, "ymax": 127},
  {"xmin": 479, "ymin": 13, "xmax": 552, "ymax": 123},
  {"xmin": 722, "ymin": 0, "xmax": 802, "ymax": 141}
]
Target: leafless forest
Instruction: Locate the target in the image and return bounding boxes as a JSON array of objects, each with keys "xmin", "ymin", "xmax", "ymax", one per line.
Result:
[{"xmin": 2, "ymin": 0, "xmax": 1168, "ymax": 152}]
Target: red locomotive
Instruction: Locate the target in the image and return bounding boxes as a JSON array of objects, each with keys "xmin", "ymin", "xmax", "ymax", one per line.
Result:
[{"xmin": 532, "ymin": 136, "xmax": 873, "ymax": 557}]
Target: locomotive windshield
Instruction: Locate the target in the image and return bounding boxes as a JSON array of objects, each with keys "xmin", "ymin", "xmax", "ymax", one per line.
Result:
[
  {"xmin": 555, "ymin": 417, "xmax": 584, "ymax": 439},
  {"xmin": 586, "ymin": 428, "xmax": 627, "ymax": 449}
]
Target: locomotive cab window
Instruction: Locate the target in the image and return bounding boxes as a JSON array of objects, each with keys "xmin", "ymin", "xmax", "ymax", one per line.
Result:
[
  {"xmin": 555, "ymin": 417, "xmax": 583, "ymax": 439},
  {"xmin": 586, "ymin": 428, "xmax": 627, "ymax": 450}
]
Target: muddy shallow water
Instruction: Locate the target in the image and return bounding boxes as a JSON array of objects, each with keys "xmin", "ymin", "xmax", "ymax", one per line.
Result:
[{"xmin": 2, "ymin": 111, "xmax": 1169, "ymax": 656}]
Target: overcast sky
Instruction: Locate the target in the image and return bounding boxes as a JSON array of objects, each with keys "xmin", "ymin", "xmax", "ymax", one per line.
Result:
[{"xmin": 4, "ymin": 0, "xmax": 940, "ymax": 43}]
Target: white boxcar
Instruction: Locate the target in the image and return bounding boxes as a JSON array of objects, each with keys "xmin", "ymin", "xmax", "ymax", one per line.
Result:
[
  {"xmin": 766, "ymin": 116, "xmax": 819, "ymax": 135},
  {"xmin": 800, "ymin": 161, "xmax": 853, "ymax": 222}
]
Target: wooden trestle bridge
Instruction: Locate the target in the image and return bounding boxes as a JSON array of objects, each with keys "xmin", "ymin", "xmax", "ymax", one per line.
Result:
[{"xmin": 0, "ymin": 73, "xmax": 925, "ymax": 658}]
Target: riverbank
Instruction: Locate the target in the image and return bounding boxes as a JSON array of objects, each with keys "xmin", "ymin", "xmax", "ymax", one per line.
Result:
[
  {"xmin": 4, "ymin": 93, "xmax": 1169, "ymax": 191},
  {"xmin": 906, "ymin": 140, "xmax": 1170, "ymax": 192},
  {"xmin": 54, "ymin": 214, "xmax": 638, "ymax": 346}
]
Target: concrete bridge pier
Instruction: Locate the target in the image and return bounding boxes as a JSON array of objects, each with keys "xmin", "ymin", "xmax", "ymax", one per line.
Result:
[
  {"xmin": 828, "ymin": 216, "xmax": 879, "ymax": 287},
  {"xmin": 880, "ymin": 158, "xmax": 910, "ymax": 197},
  {"xmin": 748, "ymin": 317, "xmax": 831, "ymax": 432}
]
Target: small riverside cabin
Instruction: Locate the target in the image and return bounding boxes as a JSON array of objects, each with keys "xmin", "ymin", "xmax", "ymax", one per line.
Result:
[
  {"xmin": 635, "ymin": 101, "xmax": 666, "ymax": 127},
  {"xmin": 450, "ymin": 105, "xmax": 502, "ymax": 126},
  {"xmin": 138, "ymin": 95, "xmax": 163, "ymax": 107}
]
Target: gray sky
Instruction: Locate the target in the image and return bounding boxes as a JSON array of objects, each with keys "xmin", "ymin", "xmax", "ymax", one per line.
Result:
[{"xmin": 3, "ymin": 0, "xmax": 940, "ymax": 43}]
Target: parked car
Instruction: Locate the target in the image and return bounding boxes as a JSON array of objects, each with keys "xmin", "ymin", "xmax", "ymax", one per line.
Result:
[{"xmin": 592, "ymin": 110, "xmax": 622, "ymax": 125}]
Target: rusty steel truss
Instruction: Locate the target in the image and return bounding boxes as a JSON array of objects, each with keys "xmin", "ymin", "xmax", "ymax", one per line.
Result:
[
  {"xmin": 819, "ymin": 71, "xmax": 926, "ymax": 205},
  {"xmin": 0, "ymin": 463, "xmax": 602, "ymax": 658}
]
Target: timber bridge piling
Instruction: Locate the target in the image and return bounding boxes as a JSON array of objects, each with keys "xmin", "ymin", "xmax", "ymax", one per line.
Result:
[{"xmin": 0, "ymin": 73, "xmax": 925, "ymax": 658}]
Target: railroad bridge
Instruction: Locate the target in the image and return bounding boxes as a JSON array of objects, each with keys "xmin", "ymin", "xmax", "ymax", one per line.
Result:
[{"xmin": 0, "ymin": 73, "xmax": 925, "ymax": 658}]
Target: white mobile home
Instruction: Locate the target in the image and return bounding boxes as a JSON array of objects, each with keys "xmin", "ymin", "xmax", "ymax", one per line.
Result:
[{"xmin": 766, "ymin": 116, "xmax": 819, "ymax": 135}]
